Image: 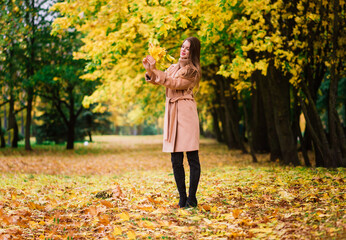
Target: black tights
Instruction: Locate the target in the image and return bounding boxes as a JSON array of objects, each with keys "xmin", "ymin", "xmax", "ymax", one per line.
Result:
[{"xmin": 171, "ymin": 150, "xmax": 201, "ymax": 207}]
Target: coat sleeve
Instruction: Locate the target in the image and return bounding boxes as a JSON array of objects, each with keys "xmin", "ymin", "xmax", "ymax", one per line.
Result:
[
  {"xmin": 145, "ymin": 72, "xmax": 159, "ymax": 85},
  {"xmin": 150, "ymin": 67, "xmax": 197, "ymax": 90}
]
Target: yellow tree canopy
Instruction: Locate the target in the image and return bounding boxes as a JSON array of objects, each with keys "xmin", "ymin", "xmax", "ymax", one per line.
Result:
[
  {"xmin": 50, "ymin": 0, "xmax": 345, "ymax": 125},
  {"xmin": 51, "ymin": 0, "xmax": 201, "ymax": 126}
]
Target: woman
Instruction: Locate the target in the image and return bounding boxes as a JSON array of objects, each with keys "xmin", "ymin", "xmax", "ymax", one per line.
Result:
[{"xmin": 142, "ymin": 37, "xmax": 201, "ymax": 208}]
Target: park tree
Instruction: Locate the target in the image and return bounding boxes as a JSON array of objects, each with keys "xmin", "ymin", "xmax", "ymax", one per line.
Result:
[
  {"xmin": 50, "ymin": 0, "xmax": 201, "ymax": 129},
  {"xmin": 51, "ymin": 0, "xmax": 345, "ymax": 166},
  {"xmin": 34, "ymin": 29, "xmax": 99, "ymax": 149},
  {"xmin": 0, "ymin": 0, "xmax": 26, "ymax": 148},
  {"xmin": 0, "ymin": 0, "xmax": 58, "ymax": 149},
  {"xmin": 217, "ymin": 0, "xmax": 345, "ymax": 167},
  {"xmin": 22, "ymin": 0, "xmax": 58, "ymax": 150}
]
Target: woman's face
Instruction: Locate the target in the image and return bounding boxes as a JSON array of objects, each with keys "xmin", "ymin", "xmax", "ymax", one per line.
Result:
[{"xmin": 180, "ymin": 40, "xmax": 191, "ymax": 59}]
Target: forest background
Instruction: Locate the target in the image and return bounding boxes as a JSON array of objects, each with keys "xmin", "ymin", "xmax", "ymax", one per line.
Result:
[
  {"xmin": 0, "ymin": 0, "xmax": 345, "ymax": 239},
  {"xmin": 0, "ymin": 0, "xmax": 345, "ymax": 167}
]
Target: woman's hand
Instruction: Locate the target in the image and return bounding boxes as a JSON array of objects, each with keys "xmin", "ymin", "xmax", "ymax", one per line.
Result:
[
  {"xmin": 146, "ymin": 55, "xmax": 156, "ymax": 71},
  {"xmin": 142, "ymin": 57, "xmax": 151, "ymax": 73}
]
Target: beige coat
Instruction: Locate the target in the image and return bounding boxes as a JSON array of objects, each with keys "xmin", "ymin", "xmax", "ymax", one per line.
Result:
[{"xmin": 146, "ymin": 62, "xmax": 200, "ymax": 152}]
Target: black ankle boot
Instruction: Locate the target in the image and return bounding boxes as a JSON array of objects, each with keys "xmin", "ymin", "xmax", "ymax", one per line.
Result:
[
  {"xmin": 186, "ymin": 196, "xmax": 198, "ymax": 207},
  {"xmin": 171, "ymin": 152, "xmax": 187, "ymax": 208},
  {"xmin": 179, "ymin": 195, "xmax": 187, "ymax": 208}
]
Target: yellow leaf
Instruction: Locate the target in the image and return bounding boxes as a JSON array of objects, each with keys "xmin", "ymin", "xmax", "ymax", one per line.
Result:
[
  {"xmin": 119, "ymin": 212, "xmax": 130, "ymax": 221},
  {"xmin": 11, "ymin": 193, "xmax": 16, "ymax": 200},
  {"xmin": 101, "ymin": 200, "xmax": 113, "ymax": 208},
  {"xmin": 210, "ymin": 206, "xmax": 217, "ymax": 213},
  {"xmin": 148, "ymin": 42, "xmax": 166, "ymax": 62},
  {"xmin": 140, "ymin": 220, "xmax": 156, "ymax": 229},
  {"xmin": 232, "ymin": 209, "xmax": 242, "ymax": 219},
  {"xmin": 127, "ymin": 230, "xmax": 136, "ymax": 239},
  {"xmin": 113, "ymin": 227, "xmax": 122, "ymax": 236},
  {"xmin": 178, "ymin": 208, "xmax": 189, "ymax": 216}
]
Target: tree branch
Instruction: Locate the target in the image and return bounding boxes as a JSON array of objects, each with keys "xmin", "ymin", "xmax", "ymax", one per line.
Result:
[
  {"xmin": 53, "ymin": 101, "xmax": 69, "ymax": 126},
  {"xmin": 0, "ymin": 100, "xmax": 10, "ymax": 107},
  {"xmin": 298, "ymin": 95, "xmax": 324, "ymax": 157},
  {"xmin": 75, "ymin": 105, "xmax": 84, "ymax": 119},
  {"xmin": 14, "ymin": 106, "xmax": 27, "ymax": 115}
]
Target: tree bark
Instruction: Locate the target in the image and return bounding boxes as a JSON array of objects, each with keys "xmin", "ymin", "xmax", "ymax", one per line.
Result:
[
  {"xmin": 227, "ymin": 88, "xmax": 246, "ymax": 152},
  {"xmin": 12, "ymin": 117, "xmax": 19, "ymax": 148},
  {"xmin": 25, "ymin": 87, "xmax": 33, "ymax": 150},
  {"xmin": 66, "ymin": 89, "xmax": 75, "ymax": 150},
  {"xmin": 8, "ymin": 96, "xmax": 19, "ymax": 148},
  {"xmin": 298, "ymin": 91, "xmax": 331, "ymax": 167},
  {"xmin": 240, "ymin": 93, "xmax": 257, "ymax": 162},
  {"xmin": 211, "ymin": 106, "xmax": 223, "ymax": 142},
  {"xmin": 3, "ymin": 105, "xmax": 10, "ymax": 147},
  {"xmin": 327, "ymin": 0, "xmax": 342, "ymax": 167},
  {"xmin": 293, "ymin": 90, "xmax": 311, "ymax": 166},
  {"xmin": 268, "ymin": 61, "xmax": 299, "ymax": 165},
  {"xmin": 218, "ymin": 76, "xmax": 247, "ymax": 153},
  {"xmin": 334, "ymin": 111, "xmax": 346, "ymax": 166},
  {"xmin": 251, "ymin": 71, "xmax": 269, "ymax": 152},
  {"xmin": 257, "ymin": 71, "xmax": 281, "ymax": 161},
  {"xmin": 215, "ymin": 77, "xmax": 233, "ymax": 149},
  {"xmin": 0, "ymin": 113, "xmax": 5, "ymax": 148},
  {"xmin": 66, "ymin": 119, "xmax": 75, "ymax": 150},
  {"xmin": 218, "ymin": 103, "xmax": 229, "ymax": 145},
  {"xmin": 88, "ymin": 131, "xmax": 92, "ymax": 142}
]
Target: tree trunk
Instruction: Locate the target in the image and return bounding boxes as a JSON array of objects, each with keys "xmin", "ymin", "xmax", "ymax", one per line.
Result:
[
  {"xmin": 8, "ymin": 96, "xmax": 19, "ymax": 148},
  {"xmin": 24, "ymin": 0, "xmax": 36, "ymax": 151},
  {"xmin": 199, "ymin": 118, "xmax": 205, "ymax": 137},
  {"xmin": 293, "ymin": 90, "xmax": 311, "ymax": 166},
  {"xmin": 218, "ymin": 104, "xmax": 229, "ymax": 145},
  {"xmin": 211, "ymin": 106, "xmax": 223, "ymax": 142},
  {"xmin": 218, "ymin": 76, "xmax": 247, "ymax": 152},
  {"xmin": 227, "ymin": 88, "xmax": 246, "ymax": 152},
  {"xmin": 25, "ymin": 87, "xmax": 33, "ymax": 150},
  {"xmin": 66, "ymin": 120, "xmax": 75, "ymax": 150},
  {"xmin": 137, "ymin": 125, "xmax": 143, "ymax": 135},
  {"xmin": 21, "ymin": 111, "xmax": 24, "ymax": 135},
  {"xmin": 214, "ymin": 78, "xmax": 233, "ymax": 149},
  {"xmin": 12, "ymin": 118, "xmax": 19, "ymax": 148},
  {"xmin": 258, "ymin": 72, "xmax": 282, "ymax": 161},
  {"xmin": 327, "ymin": 0, "xmax": 342, "ymax": 167},
  {"xmin": 88, "ymin": 131, "xmax": 92, "ymax": 142},
  {"xmin": 240, "ymin": 93, "xmax": 257, "ymax": 162},
  {"xmin": 66, "ymin": 91, "xmax": 75, "ymax": 150},
  {"xmin": 0, "ymin": 113, "xmax": 5, "ymax": 148},
  {"xmin": 335, "ymin": 111, "xmax": 346, "ymax": 166},
  {"xmin": 268, "ymin": 61, "xmax": 299, "ymax": 165},
  {"xmin": 4, "ymin": 105, "xmax": 10, "ymax": 147},
  {"xmin": 251, "ymin": 71, "xmax": 269, "ymax": 152},
  {"xmin": 298, "ymin": 90, "xmax": 332, "ymax": 167}
]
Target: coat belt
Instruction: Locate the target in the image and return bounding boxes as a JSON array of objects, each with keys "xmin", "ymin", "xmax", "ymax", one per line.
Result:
[{"xmin": 164, "ymin": 94, "xmax": 195, "ymax": 143}]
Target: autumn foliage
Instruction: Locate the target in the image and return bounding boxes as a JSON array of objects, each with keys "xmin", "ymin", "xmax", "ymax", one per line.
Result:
[
  {"xmin": 0, "ymin": 136, "xmax": 345, "ymax": 239},
  {"xmin": 48, "ymin": 0, "xmax": 346, "ymax": 167}
]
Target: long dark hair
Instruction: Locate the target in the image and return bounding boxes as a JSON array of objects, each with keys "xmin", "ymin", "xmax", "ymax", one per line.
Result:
[{"xmin": 184, "ymin": 37, "xmax": 201, "ymax": 74}]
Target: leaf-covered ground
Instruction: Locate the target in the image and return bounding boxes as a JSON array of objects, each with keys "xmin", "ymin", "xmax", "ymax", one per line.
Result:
[{"xmin": 0, "ymin": 136, "xmax": 345, "ymax": 239}]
